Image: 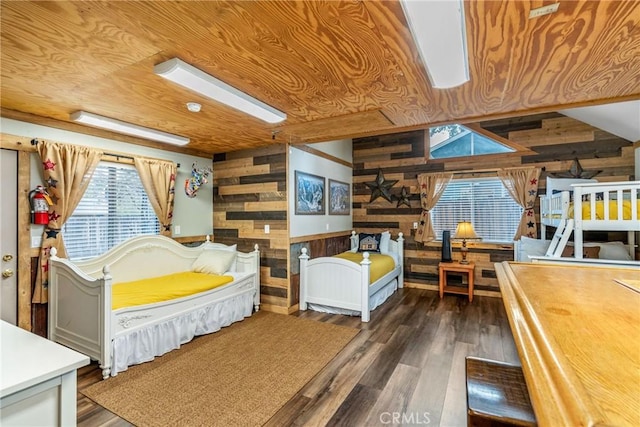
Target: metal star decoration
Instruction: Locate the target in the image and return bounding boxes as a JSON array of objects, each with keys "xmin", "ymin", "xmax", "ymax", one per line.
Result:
[
  {"xmin": 550, "ymin": 158, "xmax": 601, "ymax": 179},
  {"xmin": 396, "ymin": 186, "xmax": 411, "ymax": 208},
  {"xmin": 365, "ymin": 169, "xmax": 397, "ymax": 203}
]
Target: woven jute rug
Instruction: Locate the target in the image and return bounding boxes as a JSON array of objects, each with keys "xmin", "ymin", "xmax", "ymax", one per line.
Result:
[{"xmin": 82, "ymin": 311, "xmax": 358, "ymax": 427}]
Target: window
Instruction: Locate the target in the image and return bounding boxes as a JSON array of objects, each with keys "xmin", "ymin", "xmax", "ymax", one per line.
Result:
[
  {"xmin": 431, "ymin": 178, "xmax": 523, "ymax": 242},
  {"xmin": 430, "ymin": 125, "xmax": 515, "ymax": 159},
  {"xmin": 63, "ymin": 162, "xmax": 159, "ymax": 260}
]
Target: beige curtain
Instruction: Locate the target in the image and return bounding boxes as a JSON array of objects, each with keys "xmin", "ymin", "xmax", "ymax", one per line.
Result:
[
  {"xmin": 415, "ymin": 172, "xmax": 453, "ymax": 243},
  {"xmin": 134, "ymin": 158, "xmax": 177, "ymax": 236},
  {"xmin": 498, "ymin": 167, "xmax": 541, "ymax": 240},
  {"xmin": 34, "ymin": 142, "xmax": 103, "ymax": 303}
]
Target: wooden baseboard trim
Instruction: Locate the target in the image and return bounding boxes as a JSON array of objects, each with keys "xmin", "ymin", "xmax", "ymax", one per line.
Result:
[{"xmin": 404, "ymin": 281, "xmax": 501, "ymax": 298}]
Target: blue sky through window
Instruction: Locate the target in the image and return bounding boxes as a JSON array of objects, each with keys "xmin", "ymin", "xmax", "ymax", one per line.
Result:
[{"xmin": 429, "ymin": 125, "xmax": 514, "ymax": 159}]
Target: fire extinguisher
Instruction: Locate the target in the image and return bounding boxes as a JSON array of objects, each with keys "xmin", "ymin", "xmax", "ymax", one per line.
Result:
[{"xmin": 29, "ymin": 185, "xmax": 52, "ymax": 225}]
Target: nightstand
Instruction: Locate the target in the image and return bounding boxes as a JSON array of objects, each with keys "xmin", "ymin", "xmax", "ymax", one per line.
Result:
[{"xmin": 438, "ymin": 261, "xmax": 475, "ymax": 301}]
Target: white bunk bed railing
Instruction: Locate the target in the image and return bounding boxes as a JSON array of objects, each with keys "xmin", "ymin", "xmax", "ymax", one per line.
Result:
[
  {"xmin": 572, "ymin": 181, "xmax": 639, "ymax": 259},
  {"xmin": 540, "ymin": 191, "xmax": 570, "ymax": 226},
  {"xmin": 572, "ymin": 181, "xmax": 640, "ymax": 230},
  {"xmin": 540, "ymin": 180, "xmax": 639, "ymax": 260}
]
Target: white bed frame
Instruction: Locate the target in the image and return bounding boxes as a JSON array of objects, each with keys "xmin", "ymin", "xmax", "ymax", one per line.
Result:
[
  {"xmin": 540, "ymin": 178, "xmax": 639, "ymax": 259},
  {"xmin": 299, "ymin": 231, "xmax": 404, "ymax": 322},
  {"xmin": 48, "ymin": 235, "xmax": 260, "ymax": 379}
]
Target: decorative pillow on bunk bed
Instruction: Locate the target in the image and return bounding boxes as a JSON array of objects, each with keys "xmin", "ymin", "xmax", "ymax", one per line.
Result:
[
  {"xmin": 561, "ymin": 245, "xmax": 600, "ymax": 259},
  {"xmin": 597, "ymin": 241, "xmax": 632, "ymax": 261},
  {"xmin": 518, "ymin": 236, "xmax": 550, "ymax": 259},
  {"xmin": 192, "ymin": 249, "xmax": 237, "ymax": 275}
]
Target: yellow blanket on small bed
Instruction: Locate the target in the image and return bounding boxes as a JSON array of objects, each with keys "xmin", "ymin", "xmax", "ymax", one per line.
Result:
[
  {"xmin": 569, "ymin": 200, "xmax": 640, "ymax": 220},
  {"xmin": 112, "ymin": 272, "xmax": 234, "ymax": 310},
  {"xmin": 334, "ymin": 252, "xmax": 396, "ymax": 284}
]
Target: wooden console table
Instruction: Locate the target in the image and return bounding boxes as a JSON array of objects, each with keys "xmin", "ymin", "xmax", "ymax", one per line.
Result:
[
  {"xmin": 495, "ymin": 261, "xmax": 640, "ymax": 426},
  {"xmin": 439, "ymin": 261, "xmax": 475, "ymax": 301}
]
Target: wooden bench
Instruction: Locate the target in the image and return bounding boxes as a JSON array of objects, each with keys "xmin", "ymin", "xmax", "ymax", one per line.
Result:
[{"xmin": 465, "ymin": 357, "xmax": 537, "ymax": 427}]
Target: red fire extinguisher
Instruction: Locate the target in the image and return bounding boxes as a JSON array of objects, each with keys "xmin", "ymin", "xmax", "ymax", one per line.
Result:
[{"xmin": 29, "ymin": 185, "xmax": 52, "ymax": 225}]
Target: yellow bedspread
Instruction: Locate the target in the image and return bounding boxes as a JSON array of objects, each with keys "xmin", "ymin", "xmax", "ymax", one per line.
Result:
[
  {"xmin": 334, "ymin": 252, "xmax": 396, "ymax": 284},
  {"xmin": 569, "ymin": 200, "xmax": 640, "ymax": 220},
  {"xmin": 112, "ymin": 272, "xmax": 234, "ymax": 310}
]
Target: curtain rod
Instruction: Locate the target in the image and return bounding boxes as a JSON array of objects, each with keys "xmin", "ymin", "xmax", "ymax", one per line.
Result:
[
  {"xmin": 103, "ymin": 152, "xmax": 181, "ymax": 168},
  {"xmin": 451, "ymin": 165, "xmax": 544, "ymax": 175},
  {"xmin": 103, "ymin": 152, "xmax": 133, "ymax": 160},
  {"xmin": 31, "ymin": 138, "xmax": 181, "ymax": 168},
  {"xmin": 416, "ymin": 166, "xmax": 544, "ymax": 179}
]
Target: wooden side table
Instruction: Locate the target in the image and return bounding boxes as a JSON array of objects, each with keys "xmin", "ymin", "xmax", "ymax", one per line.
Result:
[{"xmin": 438, "ymin": 261, "xmax": 475, "ymax": 301}]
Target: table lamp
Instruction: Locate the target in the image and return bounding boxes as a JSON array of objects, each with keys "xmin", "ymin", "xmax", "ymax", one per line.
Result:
[{"xmin": 454, "ymin": 221, "xmax": 478, "ymax": 264}]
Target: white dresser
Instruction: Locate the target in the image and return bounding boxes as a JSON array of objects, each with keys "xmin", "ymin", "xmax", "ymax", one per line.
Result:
[{"xmin": 0, "ymin": 321, "xmax": 89, "ymax": 426}]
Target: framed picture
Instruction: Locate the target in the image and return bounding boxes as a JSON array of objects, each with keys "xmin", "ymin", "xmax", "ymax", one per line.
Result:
[
  {"xmin": 328, "ymin": 179, "xmax": 350, "ymax": 215},
  {"xmin": 295, "ymin": 171, "xmax": 325, "ymax": 215}
]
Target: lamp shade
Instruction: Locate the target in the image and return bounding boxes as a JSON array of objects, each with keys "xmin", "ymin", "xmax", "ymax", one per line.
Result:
[{"xmin": 454, "ymin": 221, "xmax": 478, "ymax": 240}]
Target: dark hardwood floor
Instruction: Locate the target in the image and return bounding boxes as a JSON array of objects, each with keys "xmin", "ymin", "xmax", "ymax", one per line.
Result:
[{"xmin": 77, "ymin": 288, "xmax": 519, "ymax": 426}]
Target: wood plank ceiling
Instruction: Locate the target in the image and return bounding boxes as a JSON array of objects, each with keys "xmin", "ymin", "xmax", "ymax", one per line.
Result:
[{"xmin": 1, "ymin": 1, "xmax": 639, "ymax": 156}]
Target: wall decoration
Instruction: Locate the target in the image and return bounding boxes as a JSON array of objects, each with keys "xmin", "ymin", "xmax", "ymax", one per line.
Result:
[
  {"xmin": 185, "ymin": 163, "xmax": 212, "ymax": 198},
  {"xmin": 295, "ymin": 171, "xmax": 325, "ymax": 215},
  {"xmin": 365, "ymin": 168, "xmax": 398, "ymax": 203},
  {"xmin": 396, "ymin": 186, "xmax": 412, "ymax": 208},
  {"xmin": 550, "ymin": 158, "xmax": 601, "ymax": 179},
  {"xmin": 328, "ymin": 179, "xmax": 350, "ymax": 215}
]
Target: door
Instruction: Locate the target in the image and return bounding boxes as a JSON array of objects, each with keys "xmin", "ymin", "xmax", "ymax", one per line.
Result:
[{"xmin": 1, "ymin": 148, "xmax": 18, "ymax": 324}]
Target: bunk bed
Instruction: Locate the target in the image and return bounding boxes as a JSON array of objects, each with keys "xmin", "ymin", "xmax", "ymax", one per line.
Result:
[{"xmin": 540, "ymin": 178, "xmax": 639, "ymax": 259}]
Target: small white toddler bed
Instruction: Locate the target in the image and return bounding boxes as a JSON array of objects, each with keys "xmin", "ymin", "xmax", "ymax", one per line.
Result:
[
  {"xmin": 299, "ymin": 231, "xmax": 404, "ymax": 322},
  {"xmin": 48, "ymin": 235, "xmax": 260, "ymax": 379}
]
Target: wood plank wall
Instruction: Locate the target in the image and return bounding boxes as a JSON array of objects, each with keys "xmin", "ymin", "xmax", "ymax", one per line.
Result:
[
  {"xmin": 352, "ymin": 113, "xmax": 635, "ymax": 294},
  {"xmin": 212, "ymin": 144, "xmax": 289, "ymax": 313}
]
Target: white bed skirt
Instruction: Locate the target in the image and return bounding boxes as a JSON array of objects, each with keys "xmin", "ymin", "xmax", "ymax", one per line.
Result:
[
  {"xmin": 112, "ymin": 292, "xmax": 253, "ymax": 376},
  {"xmin": 308, "ymin": 279, "xmax": 398, "ymax": 317}
]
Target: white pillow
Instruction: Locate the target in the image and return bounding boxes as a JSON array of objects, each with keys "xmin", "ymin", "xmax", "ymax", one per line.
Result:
[
  {"xmin": 519, "ymin": 237, "xmax": 550, "ymax": 260},
  {"xmin": 597, "ymin": 242, "xmax": 632, "ymax": 261},
  {"xmin": 380, "ymin": 231, "xmax": 391, "ymax": 254},
  {"xmin": 211, "ymin": 244, "xmax": 237, "ymax": 271},
  {"xmin": 192, "ymin": 250, "xmax": 237, "ymax": 275}
]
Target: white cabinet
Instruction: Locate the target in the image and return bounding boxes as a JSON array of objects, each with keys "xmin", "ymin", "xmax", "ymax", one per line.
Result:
[{"xmin": 1, "ymin": 321, "xmax": 89, "ymax": 426}]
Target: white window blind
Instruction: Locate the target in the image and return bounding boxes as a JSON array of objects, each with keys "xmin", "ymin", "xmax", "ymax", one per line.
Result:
[
  {"xmin": 432, "ymin": 178, "xmax": 523, "ymax": 242},
  {"xmin": 62, "ymin": 162, "xmax": 160, "ymax": 261}
]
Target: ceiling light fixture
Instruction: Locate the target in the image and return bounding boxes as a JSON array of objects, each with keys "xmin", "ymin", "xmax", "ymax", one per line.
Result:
[
  {"xmin": 186, "ymin": 102, "xmax": 201, "ymax": 112},
  {"xmin": 400, "ymin": 0, "xmax": 470, "ymax": 89},
  {"xmin": 70, "ymin": 111, "xmax": 190, "ymax": 146},
  {"xmin": 154, "ymin": 58, "xmax": 287, "ymax": 124}
]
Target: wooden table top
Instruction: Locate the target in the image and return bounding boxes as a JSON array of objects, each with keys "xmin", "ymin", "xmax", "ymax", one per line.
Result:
[{"xmin": 495, "ymin": 261, "xmax": 640, "ymax": 427}]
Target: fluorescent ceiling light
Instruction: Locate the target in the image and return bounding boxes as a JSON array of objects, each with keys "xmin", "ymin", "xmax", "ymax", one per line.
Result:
[
  {"xmin": 154, "ymin": 58, "xmax": 287, "ymax": 124},
  {"xmin": 70, "ymin": 111, "xmax": 190, "ymax": 146},
  {"xmin": 401, "ymin": 0, "xmax": 470, "ymax": 89}
]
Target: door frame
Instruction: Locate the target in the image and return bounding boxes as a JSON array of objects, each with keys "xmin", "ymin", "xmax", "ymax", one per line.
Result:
[{"xmin": 1, "ymin": 134, "xmax": 34, "ymax": 330}]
